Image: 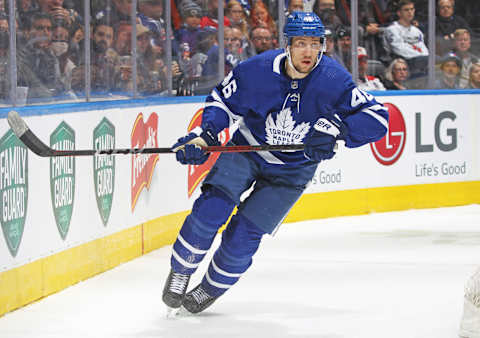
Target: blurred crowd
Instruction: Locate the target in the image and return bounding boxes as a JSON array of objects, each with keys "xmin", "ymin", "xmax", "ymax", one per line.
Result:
[{"xmin": 0, "ymin": 0, "xmax": 479, "ymax": 104}]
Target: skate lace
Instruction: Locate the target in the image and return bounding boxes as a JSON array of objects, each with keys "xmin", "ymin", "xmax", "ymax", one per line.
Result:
[
  {"xmin": 191, "ymin": 287, "xmax": 212, "ymax": 304},
  {"xmin": 169, "ymin": 272, "xmax": 189, "ymax": 294}
]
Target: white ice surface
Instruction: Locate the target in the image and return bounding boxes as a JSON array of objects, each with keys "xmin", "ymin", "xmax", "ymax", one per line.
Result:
[{"xmin": 1, "ymin": 205, "xmax": 480, "ymax": 338}]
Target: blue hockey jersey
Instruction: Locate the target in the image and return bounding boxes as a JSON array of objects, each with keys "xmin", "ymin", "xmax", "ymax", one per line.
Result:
[{"xmin": 201, "ymin": 49, "xmax": 389, "ymax": 167}]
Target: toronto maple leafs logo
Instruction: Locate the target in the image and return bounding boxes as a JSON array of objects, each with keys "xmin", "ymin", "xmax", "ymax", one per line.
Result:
[{"xmin": 265, "ymin": 108, "xmax": 310, "ymax": 145}]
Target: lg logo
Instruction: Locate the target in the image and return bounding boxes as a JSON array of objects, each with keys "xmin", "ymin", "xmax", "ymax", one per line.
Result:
[
  {"xmin": 370, "ymin": 103, "xmax": 406, "ymax": 166},
  {"xmin": 416, "ymin": 111, "xmax": 457, "ymax": 152},
  {"xmin": 371, "ymin": 104, "xmax": 458, "ymax": 166}
]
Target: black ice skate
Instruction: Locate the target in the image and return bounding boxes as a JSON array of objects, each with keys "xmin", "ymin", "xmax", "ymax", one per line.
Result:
[
  {"xmin": 162, "ymin": 269, "xmax": 191, "ymax": 309},
  {"xmin": 182, "ymin": 284, "xmax": 218, "ymax": 314}
]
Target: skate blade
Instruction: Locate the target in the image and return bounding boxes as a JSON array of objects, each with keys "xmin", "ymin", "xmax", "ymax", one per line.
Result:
[
  {"xmin": 165, "ymin": 306, "xmax": 180, "ymax": 319},
  {"xmin": 177, "ymin": 306, "xmax": 193, "ymax": 317}
]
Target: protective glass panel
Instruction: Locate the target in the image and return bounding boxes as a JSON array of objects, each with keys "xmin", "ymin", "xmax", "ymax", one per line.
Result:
[
  {"xmin": 175, "ymin": 0, "xmax": 223, "ymax": 96},
  {"xmin": 0, "ymin": 7, "xmax": 10, "ymax": 106},
  {"xmin": 314, "ymin": 0, "xmax": 352, "ymax": 74},
  {"xmin": 14, "ymin": 0, "xmax": 85, "ymax": 104},
  {"xmin": 435, "ymin": 0, "xmax": 478, "ymax": 90}
]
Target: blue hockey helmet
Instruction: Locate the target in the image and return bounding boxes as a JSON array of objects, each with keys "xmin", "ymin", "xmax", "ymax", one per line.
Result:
[{"xmin": 283, "ymin": 11, "xmax": 325, "ymax": 44}]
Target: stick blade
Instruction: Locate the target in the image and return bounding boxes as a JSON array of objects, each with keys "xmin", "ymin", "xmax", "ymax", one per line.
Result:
[
  {"xmin": 6, "ymin": 110, "xmax": 55, "ymax": 157},
  {"xmin": 7, "ymin": 110, "xmax": 29, "ymax": 138}
]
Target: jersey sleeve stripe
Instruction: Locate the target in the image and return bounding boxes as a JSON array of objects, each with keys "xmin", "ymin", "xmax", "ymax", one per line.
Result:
[
  {"xmin": 207, "ymin": 89, "xmax": 242, "ymax": 125},
  {"xmin": 361, "ymin": 107, "xmax": 389, "ymax": 129},
  {"xmin": 273, "ymin": 52, "xmax": 287, "ymax": 74}
]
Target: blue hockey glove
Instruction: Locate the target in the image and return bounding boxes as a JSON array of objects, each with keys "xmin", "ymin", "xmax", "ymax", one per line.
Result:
[
  {"xmin": 304, "ymin": 116, "xmax": 347, "ymax": 162},
  {"xmin": 172, "ymin": 128, "xmax": 220, "ymax": 165}
]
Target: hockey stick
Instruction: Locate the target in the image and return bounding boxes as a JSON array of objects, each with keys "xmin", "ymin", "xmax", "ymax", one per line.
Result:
[{"xmin": 7, "ymin": 111, "xmax": 305, "ymax": 157}]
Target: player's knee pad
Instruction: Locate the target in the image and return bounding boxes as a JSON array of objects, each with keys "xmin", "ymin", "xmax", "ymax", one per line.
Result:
[
  {"xmin": 215, "ymin": 213, "xmax": 265, "ymax": 270},
  {"xmin": 190, "ymin": 185, "xmax": 236, "ymax": 233},
  {"xmin": 171, "ymin": 186, "xmax": 235, "ymax": 274},
  {"xmin": 201, "ymin": 213, "xmax": 265, "ymax": 297}
]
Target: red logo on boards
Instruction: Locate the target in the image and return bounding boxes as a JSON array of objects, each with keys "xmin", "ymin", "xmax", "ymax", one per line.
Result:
[
  {"xmin": 370, "ymin": 103, "xmax": 406, "ymax": 166},
  {"xmin": 187, "ymin": 109, "xmax": 230, "ymax": 197},
  {"xmin": 131, "ymin": 112, "xmax": 159, "ymax": 211}
]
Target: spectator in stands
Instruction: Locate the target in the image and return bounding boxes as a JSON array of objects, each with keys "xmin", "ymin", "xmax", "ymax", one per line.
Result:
[
  {"xmin": 19, "ymin": 0, "xmax": 35, "ymax": 13},
  {"xmin": 226, "ymin": 0, "xmax": 249, "ymax": 37},
  {"xmin": 0, "ymin": 11, "xmax": 7, "ymax": 55},
  {"xmin": 200, "ymin": 0, "xmax": 231, "ymax": 29},
  {"xmin": 17, "ymin": 12, "xmax": 64, "ymax": 100},
  {"xmin": 231, "ymin": 26, "xmax": 249, "ymax": 61},
  {"xmin": 336, "ymin": 25, "xmax": 352, "ymax": 71},
  {"xmin": 95, "ymin": 0, "xmax": 133, "ymax": 25},
  {"xmin": 314, "ymin": 0, "xmax": 343, "ymax": 32},
  {"xmin": 383, "ymin": 0, "xmax": 428, "ymax": 82},
  {"xmin": 250, "ymin": 0, "xmax": 277, "ymax": 39},
  {"xmin": 383, "ymin": 58, "xmax": 410, "ymax": 89},
  {"xmin": 192, "ymin": 26, "xmax": 217, "ymax": 94},
  {"xmin": 434, "ymin": 52, "xmax": 462, "ymax": 89},
  {"xmin": 249, "ymin": 26, "xmax": 274, "ymax": 56},
  {"xmin": 361, "ymin": 0, "xmax": 392, "ymax": 63},
  {"xmin": 202, "ymin": 26, "xmax": 236, "ymax": 80},
  {"xmin": 467, "ymin": 62, "xmax": 480, "ymax": 89},
  {"xmin": 136, "ymin": 24, "xmax": 158, "ymax": 93},
  {"xmin": 114, "ymin": 21, "xmax": 132, "ymax": 56},
  {"xmin": 451, "ymin": 29, "xmax": 478, "ymax": 88},
  {"xmin": 18, "ymin": 0, "xmax": 38, "ymax": 29},
  {"xmin": 71, "ymin": 19, "xmax": 115, "ymax": 93},
  {"xmin": 67, "ymin": 24, "xmax": 84, "ymax": 64},
  {"xmin": 357, "ymin": 46, "xmax": 386, "ymax": 90},
  {"xmin": 223, "ymin": 26, "xmax": 241, "ymax": 68},
  {"xmin": 364, "ymin": 0, "xmax": 395, "ymax": 26},
  {"xmin": 324, "ymin": 26, "xmax": 345, "ymax": 67},
  {"xmin": 36, "ymin": 0, "xmax": 81, "ymax": 30},
  {"xmin": 287, "ymin": 0, "xmax": 304, "ymax": 14},
  {"xmin": 176, "ymin": 1, "xmax": 203, "ymax": 55},
  {"xmin": 113, "ymin": 55, "xmax": 137, "ymax": 92},
  {"xmin": 137, "ymin": 0, "xmax": 165, "ymax": 39},
  {"xmin": 0, "ymin": 12, "xmax": 9, "ymax": 100},
  {"xmin": 51, "ymin": 20, "xmax": 76, "ymax": 94},
  {"xmin": 436, "ymin": 0, "xmax": 470, "ymax": 56}
]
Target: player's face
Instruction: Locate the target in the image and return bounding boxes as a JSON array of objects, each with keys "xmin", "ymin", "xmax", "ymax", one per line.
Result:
[{"xmin": 290, "ymin": 36, "xmax": 322, "ymax": 74}]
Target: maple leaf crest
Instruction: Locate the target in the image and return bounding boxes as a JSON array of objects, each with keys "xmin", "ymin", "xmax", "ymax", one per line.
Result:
[{"xmin": 265, "ymin": 108, "xmax": 311, "ymax": 145}]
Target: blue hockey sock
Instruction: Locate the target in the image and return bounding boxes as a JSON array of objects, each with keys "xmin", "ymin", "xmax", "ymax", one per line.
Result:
[
  {"xmin": 201, "ymin": 213, "xmax": 265, "ymax": 297},
  {"xmin": 171, "ymin": 186, "xmax": 235, "ymax": 275}
]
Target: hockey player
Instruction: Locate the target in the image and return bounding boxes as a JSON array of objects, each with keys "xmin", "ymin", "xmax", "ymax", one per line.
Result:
[{"xmin": 163, "ymin": 11, "xmax": 389, "ymax": 315}]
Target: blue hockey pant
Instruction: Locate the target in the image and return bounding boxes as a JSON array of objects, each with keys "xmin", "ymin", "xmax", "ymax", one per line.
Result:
[{"xmin": 170, "ymin": 152, "xmax": 316, "ymax": 297}]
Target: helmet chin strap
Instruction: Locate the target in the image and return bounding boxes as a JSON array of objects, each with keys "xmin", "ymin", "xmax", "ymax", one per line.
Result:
[{"xmin": 285, "ymin": 44, "xmax": 326, "ymax": 79}]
